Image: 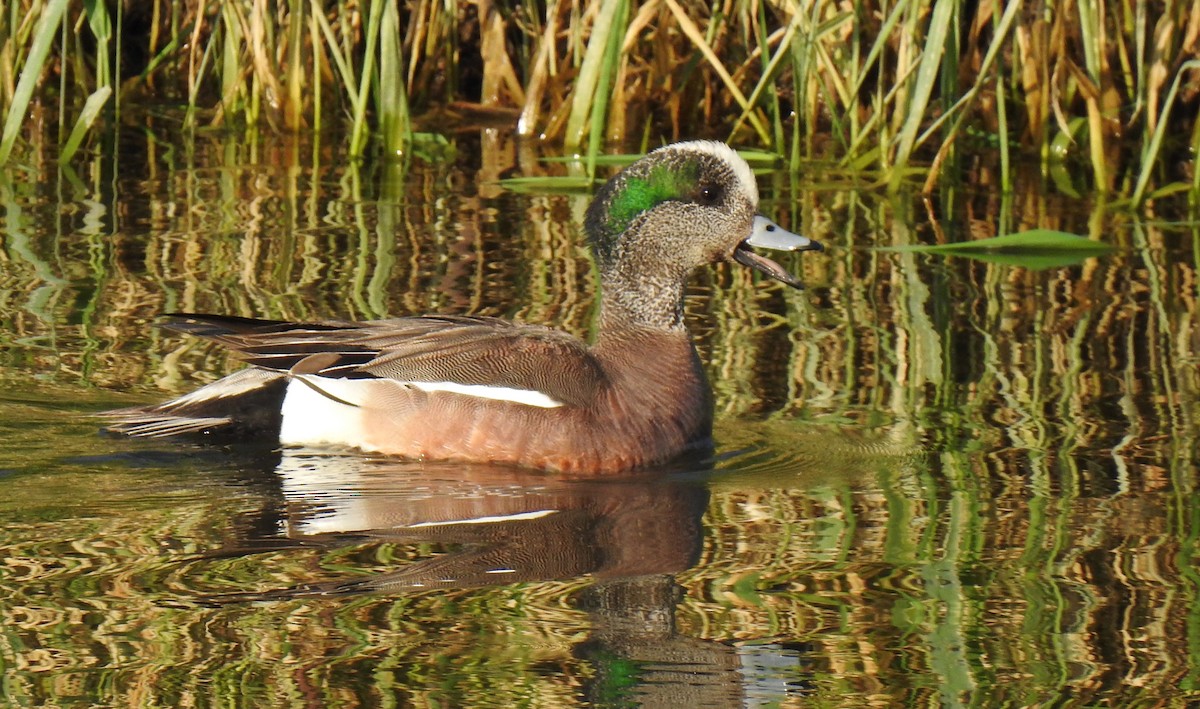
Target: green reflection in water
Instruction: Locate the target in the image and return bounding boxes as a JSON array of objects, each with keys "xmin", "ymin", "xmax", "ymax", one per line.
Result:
[{"xmin": 0, "ymin": 130, "xmax": 1199, "ymax": 706}]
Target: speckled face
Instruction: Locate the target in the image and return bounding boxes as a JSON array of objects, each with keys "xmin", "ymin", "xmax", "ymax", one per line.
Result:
[
  {"xmin": 584, "ymin": 141, "xmax": 760, "ymax": 269},
  {"xmin": 603, "ymin": 162, "xmax": 701, "ymax": 238},
  {"xmin": 583, "ymin": 141, "xmax": 821, "ymax": 307},
  {"xmin": 603, "ymin": 142, "xmax": 759, "ymax": 237}
]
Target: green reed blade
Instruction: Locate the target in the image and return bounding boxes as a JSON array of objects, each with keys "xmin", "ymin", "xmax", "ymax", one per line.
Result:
[
  {"xmin": 730, "ymin": 10, "xmax": 806, "ymax": 146},
  {"xmin": 0, "ymin": 0, "xmax": 67, "ymax": 166},
  {"xmin": 284, "ymin": 0, "xmax": 305, "ymax": 131},
  {"xmin": 378, "ymin": 0, "xmax": 411, "ymax": 156},
  {"xmin": 889, "ymin": 0, "xmax": 955, "ymax": 185},
  {"xmin": 113, "ymin": 0, "xmax": 121, "ymax": 127},
  {"xmin": 880, "ymin": 229, "xmax": 1114, "ymax": 260},
  {"xmin": 83, "ymin": 0, "xmax": 112, "ymax": 88},
  {"xmin": 1131, "ymin": 0, "xmax": 1148, "ymax": 126},
  {"xmin": 308, "ymin": 8, "xmax": 323, "ymax": 134},
  {"xmin": 350, "ymin": 0, "xmax": 387, "ymax": 158},
  {"xmin": 758, "ymin": 7, "xmax": 786, "ymax": 149},
  {"xmin": 1192, "ymin": 116, "xmax": 1200, "ymax": 207},
  {"xmin": 1133, "ymin": 60, "xmax": 1200, "ymax": 205},
  {"xmin": 59, "ymin": 86, "xmax": 112, "ymax": 164},
  {"xmin": 496, "ymin": 175, "xmax": 596, "ymax": 194},
  {"xmin": 585, "ymin": 0, "xmax": 626, "ymax": 173},
  {"xmin": 218, "ymin": 2, "xmax": 243, "ymax": 119},
  {"xmin": 564, "ymin": 0, "xmax": 624, "ymax": 152},
  {"xmin": 992, "ymin": 0, "xmax": 1012, "ymax": 193},
  {"xmin": 310, "ymin": 0, "xmax": 360, "ymax": 107},
  {"xmin": 139, "ymin": 22, "xmax": 189, "ymax": 81},
  {"xmin": 1077, "ymin": 0, "xmax": 1101, "ymax": 79},
  {"xmin": 905, "ymin": 229, "xmax": 1111, "ymax": 250}
]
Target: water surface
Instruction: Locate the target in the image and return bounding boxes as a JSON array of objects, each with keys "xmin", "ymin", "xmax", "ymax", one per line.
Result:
[{"xmin": 1, "ymin": 131, "xmax": 1198, "ymax": 706}]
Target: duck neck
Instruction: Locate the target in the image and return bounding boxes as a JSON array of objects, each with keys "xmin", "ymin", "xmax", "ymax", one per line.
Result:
[{"xmin": 597, "ymin": 269, "xmax": 689, "ymax": 335}]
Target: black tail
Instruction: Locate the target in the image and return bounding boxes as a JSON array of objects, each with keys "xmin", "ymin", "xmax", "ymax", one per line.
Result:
[
  {"xmin": 161, "ymin": 313, "xmax": 350, "ymax": 338},
  {"xmin": 102, "ymin": 368, "xmax": 288, "ymax": 443}
]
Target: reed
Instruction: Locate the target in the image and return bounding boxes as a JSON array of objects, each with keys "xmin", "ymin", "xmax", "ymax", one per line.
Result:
[{"xmin": 1, "ymin": 0, "xmax": 1199, "ymax": 202}]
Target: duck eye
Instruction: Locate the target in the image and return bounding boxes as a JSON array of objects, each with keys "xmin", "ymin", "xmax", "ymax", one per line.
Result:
[{"xmin": 697, "ymin": 184, "xmax": 722, "ymax": 206}]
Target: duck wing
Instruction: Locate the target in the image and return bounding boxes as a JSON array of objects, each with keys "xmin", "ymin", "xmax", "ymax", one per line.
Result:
[{"xmin": 162, "ymin": 313, "xmax": 608, "ymax": 409}]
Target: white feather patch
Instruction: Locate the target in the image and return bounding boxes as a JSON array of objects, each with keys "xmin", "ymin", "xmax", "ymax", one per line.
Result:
[
  {"xmin": 279, "ymin": 377, "xmax": 374, "ymax": 450},
  {"xmin": 405, "ymin": 509, "xmax": 560, "ymax": 528},
  {"xmin": 403, "ymin": 380, "xmax": 564, "ymax": 408},
  {"xmin": 279, "ymin": 375, "xmax": 565, "ymax": 448}
]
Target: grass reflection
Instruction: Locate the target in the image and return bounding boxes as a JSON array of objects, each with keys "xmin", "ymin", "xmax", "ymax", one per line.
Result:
[{"xmin": 0, "ymin": 132, "xmax": 1198, "ymax": 704}]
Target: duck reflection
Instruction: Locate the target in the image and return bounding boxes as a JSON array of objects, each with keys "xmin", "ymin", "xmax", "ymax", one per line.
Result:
[
  {"xmin": 210, "ymin": 452, "xmax": 751, "ymax": 705},
  {"xmin": 258, "ymin": 452, "xmax": 710, "ymax": 593}
]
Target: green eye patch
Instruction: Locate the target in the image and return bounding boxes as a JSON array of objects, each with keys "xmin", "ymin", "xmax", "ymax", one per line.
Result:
[{"xmin": 605, "ymin": 162, "xmax": 699, "ymax": 235}]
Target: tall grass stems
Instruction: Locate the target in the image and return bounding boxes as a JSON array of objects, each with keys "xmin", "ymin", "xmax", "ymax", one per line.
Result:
[
  {"xmin": 1, "ymin": 1, "xmax": 1200, "ymax": 204},
  {"xmin": 351, "ymin": 0, "xmax": 387, "ymax": 157},
  {"xmin": 378, "ymin": 0, "xmax": 411, "ymax": 156},
  {"xmin": 1132, "ymin": 60, "xmax": 1200, "ymax": 205},
  {"xmin": 58, "ymin": 85, "xmax": 110, "ymax": 163},
  {"xmin": 888, "ymin": 0, "xmax": 953, "ymax": 188},
  {"xmin": 563, "ymin": 0, "xmax": 623, "ymax": 156},
  {"xmin": 0, "ymin": 0, "xmax": 67, "ymax": 165}
]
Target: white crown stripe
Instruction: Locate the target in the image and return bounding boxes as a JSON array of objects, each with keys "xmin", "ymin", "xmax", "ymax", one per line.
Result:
[{"xmin": 653, "ymin": 140, "xmax": 759, "ymax": 205}]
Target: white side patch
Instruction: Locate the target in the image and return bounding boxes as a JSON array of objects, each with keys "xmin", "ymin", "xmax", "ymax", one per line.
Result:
[
  {"xmin": 279, "ymin": 375, "xmax": 563, "ymax": 448},
  {"xmin": 404, "ymin": 380, "xmax": 564, "ymax": 408},
  {"xmin": 655, "ymin": 140, "xmax": 759, "ymax": 205},
  {"xmin": 279, "ymin": 374, "xmax": 563, "ymax": 449},
  {"xmin": 405, "ymin": 509, "xmax": 560, "ymax": 528},
  {"xmin": 279, "ymin": 377, "xmax": 375, "ymax": 450}
]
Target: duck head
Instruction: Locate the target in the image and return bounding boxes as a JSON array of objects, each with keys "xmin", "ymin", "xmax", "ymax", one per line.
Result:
[{"xmin": 583, "ymin": 141, "xmax": 823, "ymax": 329}]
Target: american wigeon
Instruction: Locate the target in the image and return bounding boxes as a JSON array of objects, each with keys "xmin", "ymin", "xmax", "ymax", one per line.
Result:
[{"xmin": 106, "ymin": 141, "xmax": 823, "ymax": 472}]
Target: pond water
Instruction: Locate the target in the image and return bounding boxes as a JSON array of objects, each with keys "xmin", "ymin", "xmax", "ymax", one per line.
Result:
[{"xmin": 1, "ymin": 128, "xmax": 1198, "ymax": 707}]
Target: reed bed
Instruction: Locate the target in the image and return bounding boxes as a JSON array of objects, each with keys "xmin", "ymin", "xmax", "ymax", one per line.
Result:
[{"xmin": 1, "ymin": 0, "xmax": 1198, "ymax": 201}]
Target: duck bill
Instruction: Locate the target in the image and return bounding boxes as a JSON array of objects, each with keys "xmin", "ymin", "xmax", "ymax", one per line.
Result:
[{"xmin": 732, "ymin": 216, "xmax": 823, "ymax": 289}]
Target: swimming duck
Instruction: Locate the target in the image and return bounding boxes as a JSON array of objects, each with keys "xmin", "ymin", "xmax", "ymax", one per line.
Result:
[{"xmin": 106, "ymin": 141, "xmax": 823, "ymax": 473}]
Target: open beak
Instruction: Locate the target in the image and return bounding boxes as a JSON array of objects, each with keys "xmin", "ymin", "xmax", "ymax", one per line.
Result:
[{"xmin": 732, "ymin": 215, "xmax": 823, "ymax": 289}]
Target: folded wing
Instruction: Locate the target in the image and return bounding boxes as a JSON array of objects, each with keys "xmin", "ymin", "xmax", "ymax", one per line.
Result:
[{"xmin": 166, "ymin": 313, "xmax": 607, "ymax": 409}]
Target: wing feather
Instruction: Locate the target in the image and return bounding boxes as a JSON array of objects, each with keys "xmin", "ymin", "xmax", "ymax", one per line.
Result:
[{"xmin": 161, "ymin": 313, "xmax": 607, "ymax": 408}]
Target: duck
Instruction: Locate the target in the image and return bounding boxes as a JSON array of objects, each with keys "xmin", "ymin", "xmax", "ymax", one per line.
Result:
[{"xmin": 105, "ymin": 141, "xmax": 823, "ymax": 473}]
